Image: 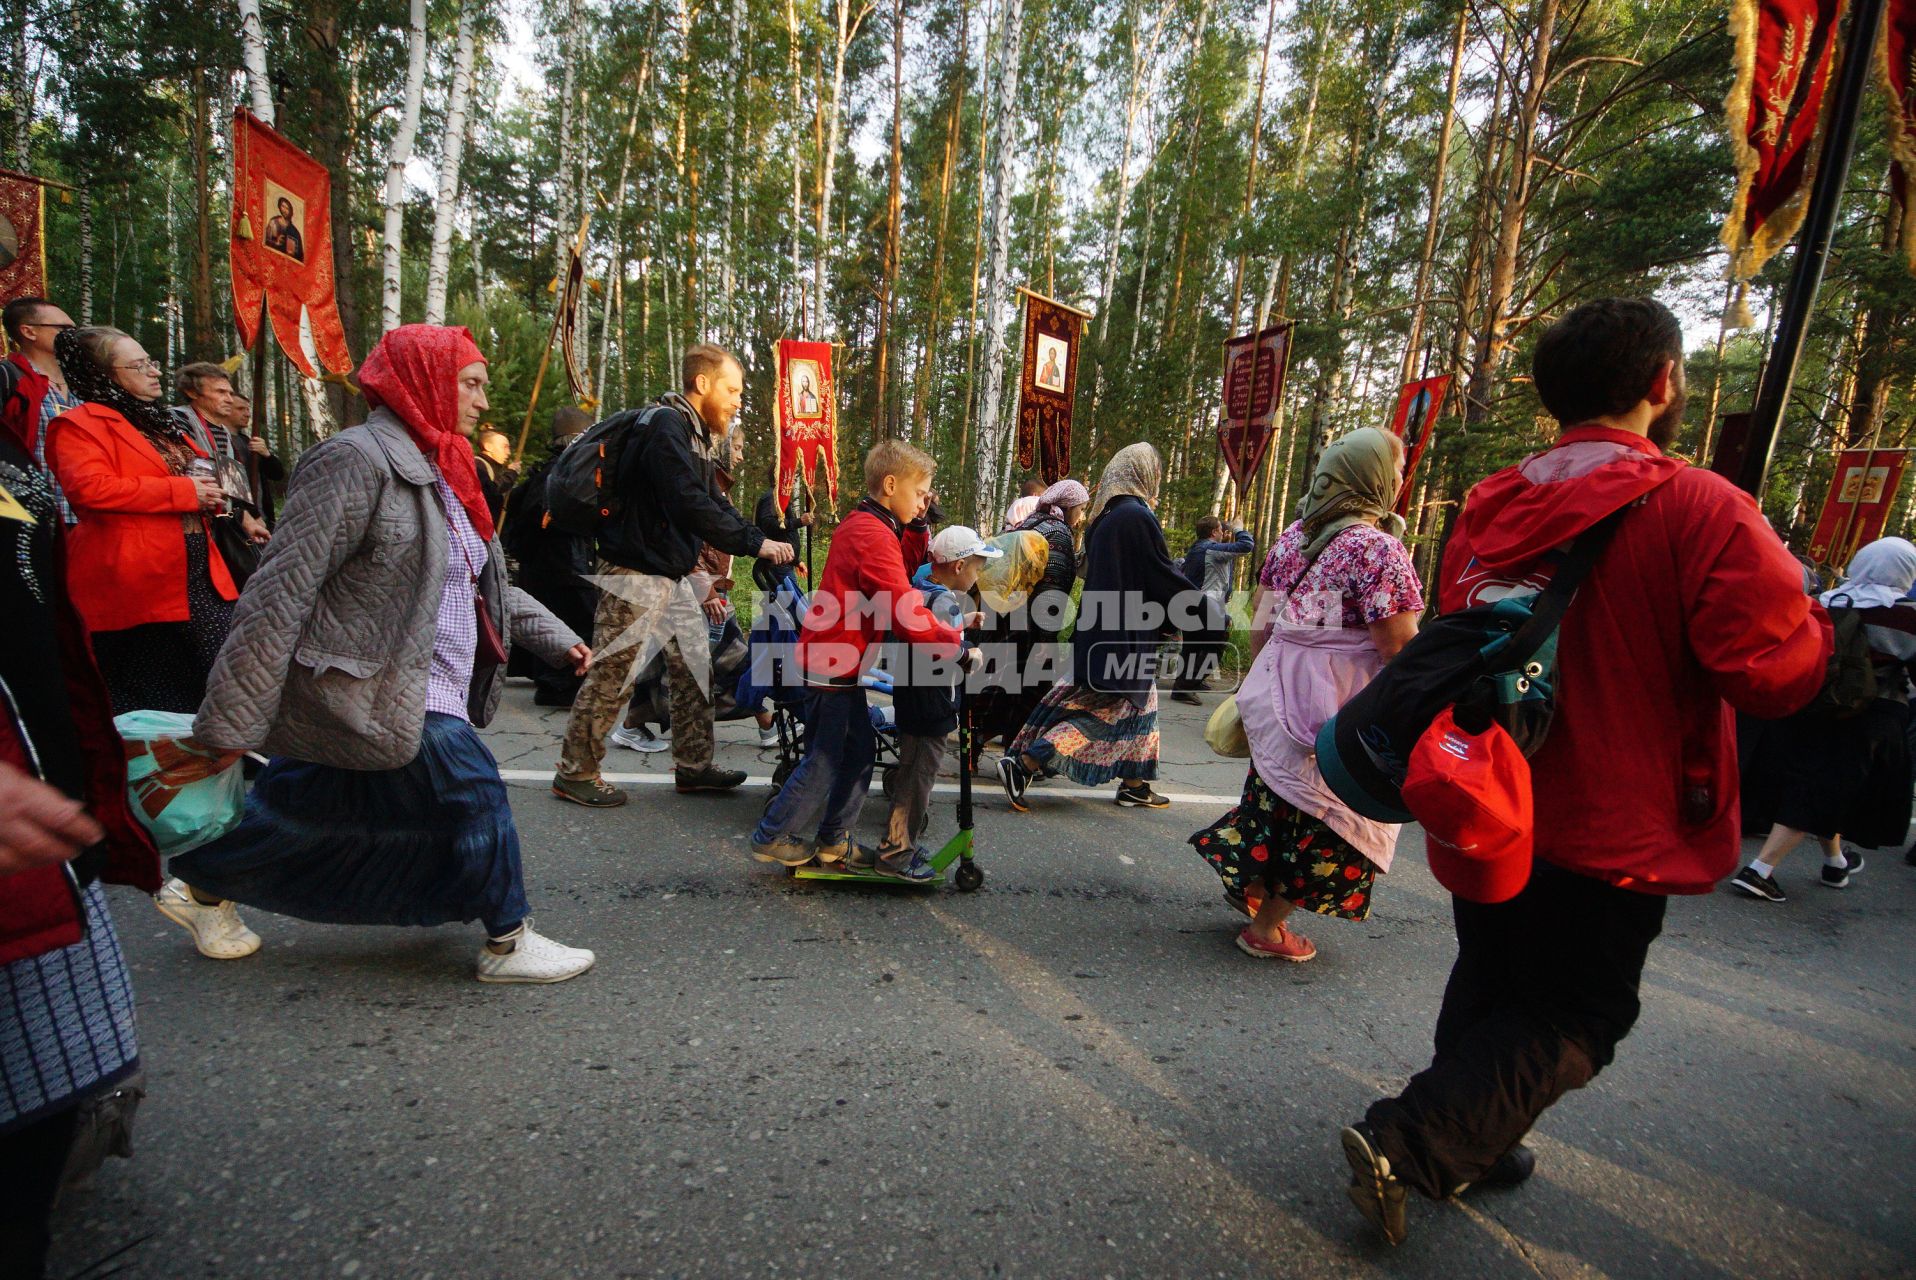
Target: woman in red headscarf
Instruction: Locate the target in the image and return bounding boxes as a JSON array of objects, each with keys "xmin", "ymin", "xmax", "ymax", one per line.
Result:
[{"xmin": 162, "ymin": 326, "xmax": 597, "ymax": 984}]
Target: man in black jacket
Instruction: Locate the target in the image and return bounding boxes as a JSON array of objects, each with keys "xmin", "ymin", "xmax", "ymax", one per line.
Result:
[{"xmin": 553, "ymin": 345, "xmax": 795, "ymax": 806}]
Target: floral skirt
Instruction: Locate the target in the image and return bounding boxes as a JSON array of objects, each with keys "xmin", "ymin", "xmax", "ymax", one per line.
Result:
[
  {"xmin": 1009, "ymin": 682, "xmax": 1158, "ymax": 785},
  {"xmin": 1188, "ymin": 766, "xmax": 1376, "ymax": 921}
]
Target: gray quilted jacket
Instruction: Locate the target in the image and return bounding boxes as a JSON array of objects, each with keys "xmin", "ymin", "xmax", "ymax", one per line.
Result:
[{"xmin": 194, "ymin": 409, "xmax": 582, "ymax": 770}]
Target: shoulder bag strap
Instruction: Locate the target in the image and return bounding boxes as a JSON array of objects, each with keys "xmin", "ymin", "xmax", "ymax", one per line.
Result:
[{"xmin": 1494, "ymin": 499, "xmax": 1637, "ymax": 669}]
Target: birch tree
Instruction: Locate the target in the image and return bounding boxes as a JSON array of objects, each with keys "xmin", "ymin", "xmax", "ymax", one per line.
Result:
[
  {"xmin": 814, "ymin": 0, "xmax": 876, "ymax": 332},
  {"xmin": 425, "ymin": 8, "xmax": 478, "ymax": 326},
  {"xmin": 379, "ymin": 0, "xmax": 428, "ymax": 333},
  {"xmin": 972, "ymin": 0, "xmax": 1026, "ymax": 530}
]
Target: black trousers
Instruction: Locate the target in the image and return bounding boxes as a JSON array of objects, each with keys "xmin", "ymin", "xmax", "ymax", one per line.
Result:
[
  {"xmin": 0, "ymin": 1106, "xmax": 80, "ymax": 1280},
  {"xmin": 1174, "ymin": 598, "xmax": 1229, "ymax": 691},
  {"xmin": 1365, "ymin": 862, "xmax": 1667, "ymax": 1198}
]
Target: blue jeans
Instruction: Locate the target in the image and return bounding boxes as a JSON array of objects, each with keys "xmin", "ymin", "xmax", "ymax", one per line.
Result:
[{"xmin": 752, "ymin": 688, "xmax": 874, "ymax": 847}]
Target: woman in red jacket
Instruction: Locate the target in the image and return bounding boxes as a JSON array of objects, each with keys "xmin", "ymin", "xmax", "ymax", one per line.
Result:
[{"xmin": 45, "ymin": 327, "xmax": 237, "ymax": 715}]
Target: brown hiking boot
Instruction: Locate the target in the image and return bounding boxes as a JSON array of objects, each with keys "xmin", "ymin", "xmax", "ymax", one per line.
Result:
[{"xmin": 552, "ymin": 774, "xmax": 627, "ymax": 808}]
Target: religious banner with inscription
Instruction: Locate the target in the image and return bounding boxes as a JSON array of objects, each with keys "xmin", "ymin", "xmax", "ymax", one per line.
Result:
[
  {"xmin": 1882, "ymin": 0, "xmax": 1916, "ymax": 266},
  {"xmin": 1723, "ymin": 0, "xmax": 1848, "ymax": 283},
  {"xmin": 1216, "ymin": 323, "xmax": 1293, "ymax": 490},
  {"xmin": 229, "ymin": 110, "xmax": 354, "ymax": 378},
  {"xmin": 1015, "ymin": 289, "xmax": 1086, "ymax": 483},
  {"xmin": 775, "ymin": 338, "xmax": 838, "ymax": 513},
  {"xmin": 0, "ymin": 170, "xmax": 47, "ymax": 311},
  {"xmin": 1387, "ymin": 373, "xmax": 1451, "ymax": 515},
  {"xmin": 1806, "ymin": 447, "xmax": 1911, "ymax": 567}
]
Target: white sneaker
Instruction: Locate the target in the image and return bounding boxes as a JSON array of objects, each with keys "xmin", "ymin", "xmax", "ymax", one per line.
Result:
[
  {"xmin": 610, "ymin": 725, "xmax": 669, "ymax": 753},
  {"xmin": 757, "ymin": 724, "xmax": 779, "ymax": 748},
  {"xmin": 476, "ymin": 923, "xmax": 596, "ymax": 984},
  {"xmin": 153, "ymin": 878, "xmax": 262, "ymax": 960}
]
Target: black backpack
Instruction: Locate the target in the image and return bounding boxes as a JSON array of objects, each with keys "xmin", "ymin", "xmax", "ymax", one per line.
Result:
[
  {"xmin": 542, "ymin": 406, "xmax": 661, "ymax": 535},
  {"xmin": 1804, "ymin": 599, "xmax": 1877, "ymax": 718},
  {"xmin": 1315, "ymin": 503, "xmax": 1632, "ymax": 824}
]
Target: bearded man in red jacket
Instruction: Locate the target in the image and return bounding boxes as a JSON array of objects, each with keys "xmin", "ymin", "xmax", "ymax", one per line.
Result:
[{"xmin": 1340, "ymin": 297, "xmax": 1832, "ymax": 1245}]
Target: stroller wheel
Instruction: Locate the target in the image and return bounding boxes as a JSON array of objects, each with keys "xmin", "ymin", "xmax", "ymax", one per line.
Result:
[
  {"xmin": 881, "ymin": 765, "xmax": 897, "ymax": 799},
  {"xmin": 954, "ymin": 861, "xmax": 984, "ymax": 892}
]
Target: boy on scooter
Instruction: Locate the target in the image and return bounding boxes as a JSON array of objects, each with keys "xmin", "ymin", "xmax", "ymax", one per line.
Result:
[{"xmin": 749, "ymin": 440, "xmax": 967, "ymax": 876}]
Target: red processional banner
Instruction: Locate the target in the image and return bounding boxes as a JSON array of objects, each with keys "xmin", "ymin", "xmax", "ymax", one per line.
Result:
[
  {"xmin": 1015, "ymin": 290, "xmax": 1086, "ymax": 484},
  {"xmin": 0, "ymin": 170, "xmax": 48, "ymax": 314},
  {"xmin": 1723, "ymin": 0, "xmax": 1848, "ymax": 283},
  {"xmin": 1882, "ymin": 0, "xmax": 1916, "ymax": 264},
  {"xmin": 230, "ymin": 110, "xmax": 354, "ymax": 378},
  {"xmin": 1217, "ymin": 322, "xmax": 1293, "ymax": 490},
  {"xmin": 1806, "ymin": 448, "xmax": 1910, "ymax": 567},
  {"xmin": 775, "ymin": 338, "xmax": 837, "ymax": 513},
  {"xmin": 1387, "ymin": 373, "xmax": 1451, "ymax": 515}
]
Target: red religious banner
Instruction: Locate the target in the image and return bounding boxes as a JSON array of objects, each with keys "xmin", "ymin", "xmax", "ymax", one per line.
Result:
[
  {"xmin": 1216, "ymin": 322, "xmax": 1293, "ymax": 490},
  {"xmin": 1806, "ymin": 447, "xmax": 1911, "ymax": 566},
  {"xmin": 1882, "ymin": 0, "xmax": 1916, "ymax": 264},
  {"xmin": 0, "ymin": 170, "xmax": 48, "ymax": 312},
  {"xmin": 230, "ymin": 110, "xmax": 353, "ymax": 378},
  {"xmin": 775, "ymin": 338, "xmax": 837, "ymax": 513},
  {"xmin": 1387, "ymin": 373, "xmax": 1451, "ymax": 515},
  {"xmin": 1015, "ymin": 288, "xmax": 1088, "ymax": 483},
  {"xmin": 1723, "ymin": 0, "xmax": 1848, "ymax": 283}
]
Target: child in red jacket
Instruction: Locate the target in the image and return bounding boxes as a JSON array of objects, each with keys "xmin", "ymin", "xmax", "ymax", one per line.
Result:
[{"xmin": 750, "ymin": 440, "xmax": 964, "ymax": 869}]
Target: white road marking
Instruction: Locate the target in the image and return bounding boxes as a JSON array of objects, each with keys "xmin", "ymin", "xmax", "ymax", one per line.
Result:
[{"xmin": 497, "ymin": 768, "xmax": 1239, "ymax": 806}]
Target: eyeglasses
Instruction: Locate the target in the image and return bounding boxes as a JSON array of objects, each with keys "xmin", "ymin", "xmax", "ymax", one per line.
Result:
[{"xmin": 116, "ymin": 358, "xmax": 162, "ymax": 374}]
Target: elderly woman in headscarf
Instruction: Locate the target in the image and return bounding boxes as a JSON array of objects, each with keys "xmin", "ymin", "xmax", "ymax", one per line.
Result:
[
  {"xmin": 1731, "ymin": 535, "xmax": 1916, "ymax": 903},
  {"xmin": 160, "ymin": 325, "xmax": 598, "ymax": 985},
  {"xmin": 971, "ymin": 478, "xmax": 1093, "ymax": 764},
  {"xmin": 1188, "ymin": 426, "xmax": 1421, "ymax": 963},
  {"xmin": 44, "ymin": 326, "xmax": 239, "ymax": 715},
  {"xmin": 997, "ymin": 444, "xmax": 1194, "ymax": 810}
]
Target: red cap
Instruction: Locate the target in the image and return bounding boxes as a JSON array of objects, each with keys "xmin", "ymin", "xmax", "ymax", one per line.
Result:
[{"xmin": 1403, "ymin": 708, "xmax": 1533, "ymax": 904}]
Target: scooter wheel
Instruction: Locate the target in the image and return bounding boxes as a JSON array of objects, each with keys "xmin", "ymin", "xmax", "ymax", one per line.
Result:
[{"xmin": 954, "ymin": 862, "xmax": 984, "ymax": 892}]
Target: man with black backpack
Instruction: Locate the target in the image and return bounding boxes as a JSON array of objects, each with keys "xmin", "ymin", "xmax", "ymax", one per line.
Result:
[
  {"xmin": 1338, "ymin": 297, "xmax": 1832, "ymax": 1244},
  {"xmin": 552, "ymin": 344, "xmax": 794, "ymax": 806}
]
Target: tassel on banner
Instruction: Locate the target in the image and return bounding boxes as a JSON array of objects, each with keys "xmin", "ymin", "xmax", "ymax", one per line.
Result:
[{"xmin": 1725, "ymin": 280, "xmax": 1758, "ymax": 329}]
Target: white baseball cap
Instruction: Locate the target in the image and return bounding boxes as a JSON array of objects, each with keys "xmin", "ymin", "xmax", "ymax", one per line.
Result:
[{"xmin": 929, "ymin": 525, "xmax": 1005, "ymax": 564}]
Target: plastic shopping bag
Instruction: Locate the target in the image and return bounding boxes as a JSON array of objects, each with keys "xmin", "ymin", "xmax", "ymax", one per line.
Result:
[{"xmin": 114, "ymin": 711, "xmax": 246, "ymax": 856}]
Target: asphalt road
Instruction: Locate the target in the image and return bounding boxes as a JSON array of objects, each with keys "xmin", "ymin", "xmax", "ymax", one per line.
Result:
[{"xmin": 46, "ymin": 687, "xmax": 1916, "ymax": 1279}]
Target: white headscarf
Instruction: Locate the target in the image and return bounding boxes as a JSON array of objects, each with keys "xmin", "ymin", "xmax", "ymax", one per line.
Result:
[
  {"xmin": 1090, "ymin": 443, "xmax": 1162, "ymax": 522},
  {"xmin": 1821, "ymin": 536, "xmax": 1916, "ymax": 610}
]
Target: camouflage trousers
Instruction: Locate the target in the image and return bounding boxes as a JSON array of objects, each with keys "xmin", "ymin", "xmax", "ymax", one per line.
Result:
[{"xmin": 558, "ymin": 563, "xmax": 714, "ymax": 778}]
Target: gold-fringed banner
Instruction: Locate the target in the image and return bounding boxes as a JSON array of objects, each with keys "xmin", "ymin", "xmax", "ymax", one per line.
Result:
[
  {"xmin": 1015, "ymin": 288, "xmax": 1087, "ymax": 484},
  {"xmin": 0, "ymin": 172, "xmax": 46, "ymax": 312},
  {"xmin": 1723, "ymin": 0, "xmax": 1849, "ymax": 283}
]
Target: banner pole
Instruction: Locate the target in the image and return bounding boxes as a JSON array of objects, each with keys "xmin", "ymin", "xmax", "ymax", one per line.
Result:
[{"xmin": 1737, "ymin": 0, "xmax": 1888, "ymax": 498}]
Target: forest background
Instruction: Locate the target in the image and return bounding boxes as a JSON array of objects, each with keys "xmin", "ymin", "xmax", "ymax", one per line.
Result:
[{"xmin": 11, "ymin": 0, "xmax": 1915, "ymax": 581}]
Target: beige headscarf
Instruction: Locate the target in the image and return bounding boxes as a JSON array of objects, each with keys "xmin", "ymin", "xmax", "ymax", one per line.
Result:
[
  {"xmin": 1090, "ymin": 442, "xmax": 1163, "ymax": 522},
  {"xmin": 1296, "ymin": 426, "xmax": 1407, "ymax": 564}
]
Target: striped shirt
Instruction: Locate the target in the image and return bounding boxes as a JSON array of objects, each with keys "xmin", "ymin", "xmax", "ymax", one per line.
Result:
[
  {"xmin": 425, "ymin": 470, "xmax": 490, "ymax": 720},
  {"xmin": 35, "ymin": 385, "xmax": 79, "ymax": 525}
]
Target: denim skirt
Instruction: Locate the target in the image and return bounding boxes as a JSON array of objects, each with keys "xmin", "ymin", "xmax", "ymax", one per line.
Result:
[{"xmin": 171, "ymin": 714, "xmax": 529, "ymax": 933}]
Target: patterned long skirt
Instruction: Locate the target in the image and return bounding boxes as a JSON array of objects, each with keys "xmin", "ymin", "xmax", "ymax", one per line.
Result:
[
  {"xmin": 1009, "ymin": 682, "xmax": 1159, "ymax": 785},
  {"xmin": 1188, "ymin": 766, "xmax": 1376, "ymax": 920}
]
